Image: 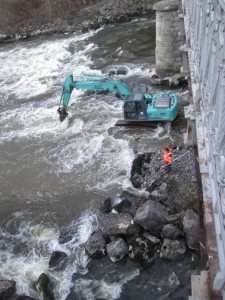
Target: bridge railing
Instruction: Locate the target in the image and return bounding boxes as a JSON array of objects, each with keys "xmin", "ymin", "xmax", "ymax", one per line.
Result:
[{"xmin": 182, "ymin": 0, "xmax": 225, "ymax": 297}]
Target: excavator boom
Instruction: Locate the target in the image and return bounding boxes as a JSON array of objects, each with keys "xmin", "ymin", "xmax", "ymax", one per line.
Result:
[
  {"xmin": 57, "ymin": 74, "xmax": 133, "ymax": 121},
  {"xmin": 57, "ymin": 74, "xmax": 179, "ymax": 124}
]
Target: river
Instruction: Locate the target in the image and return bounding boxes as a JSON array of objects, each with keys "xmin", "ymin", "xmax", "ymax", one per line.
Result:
[{"xmin": 0, "ymin": 16, "xmax": 197, "ymax": 299}]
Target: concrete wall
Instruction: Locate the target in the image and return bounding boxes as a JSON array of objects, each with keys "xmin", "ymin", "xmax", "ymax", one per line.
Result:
[{"xmin": 153, "ymin": 0, "xmax": 185, "ymax": 75}]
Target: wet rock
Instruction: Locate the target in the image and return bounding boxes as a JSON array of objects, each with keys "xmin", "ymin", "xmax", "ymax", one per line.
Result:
[
  {"xmin": 162, "ymin": 224, "xmax": 182, "ymax": 240},
  {"xmin": 106, "ymin": 237, "xmax": 129, "ymax": 262},
  {"xmin": 112, "ymin": 190, "xmax": 137, "ymax": 214},
  {"xmin": 134, "ymin": 200, "xmax": 169, "ymax": 236},
  {"xmin": 126, "ymin": 234, "xmax": 158, "ymax": 265},
  {"xmin": 49, "ymin": 251, "xmax": 68, "ymax": 269},
  {"xmin": 116, "ymin": 67, "xmax": 128, "ymax": 75},
  {"xmin": 150, "ymin": 73, "xmax": 188, "ymax": 88},
  {"xmin": 103, "ymin": 212, "xmax": 142, "ymax": 236},
  {"xmin": 113, "ymin": 198, "xmax": 132, "ymax": 214},
  {"xmin": 0, "ymin": 280, "xmax": 16, "ymax": 300},
  {"xmin": 183, "ymin": 209, "xmax": 199, "ymax": 251},
  {"xmin": 84, "ymin": 230, "xmax": 107, "ymax": 259},
  {"xmin": 130, "ymin": 152, "xmax": 154, "ymax": 188},
  {"xmin": 99, "ymin": 197, "xmax": 112, "ymax": 214},
  {"xmin": 130, "ymin": 151, "xmax": 167, "ymax": 193},
  {"xmin": 34, "ymin": 273, "xmax": 54, "ymax": 300},
  {"xmin": 160, "ymin": 238, "xmax": 186, "ymax": 261}
]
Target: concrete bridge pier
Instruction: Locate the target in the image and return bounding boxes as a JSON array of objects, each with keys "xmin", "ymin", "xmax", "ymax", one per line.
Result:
[{"xmin": 153, "ymin": 0, "xmax": 184, "ymax": 76}]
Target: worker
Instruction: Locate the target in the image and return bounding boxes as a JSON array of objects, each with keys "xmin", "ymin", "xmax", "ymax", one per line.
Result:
[{"xmin": 161, "ymin": 146, "xmax": 173, "ymax": 172}]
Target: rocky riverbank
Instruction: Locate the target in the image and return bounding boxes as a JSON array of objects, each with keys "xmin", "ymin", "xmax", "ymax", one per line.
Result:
[
  {"xmin": 0, "ymin": 144, "xmax": 202, "ymax": 299},
  {"xmin": 0, "ymin": 0, "xmax": 159, "ymax": 43},
  {"xmin": 85, "ymin": 144, "xmax": 200, "ymax": 259}
]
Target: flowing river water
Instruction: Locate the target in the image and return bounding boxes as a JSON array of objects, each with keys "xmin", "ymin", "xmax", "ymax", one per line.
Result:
[{"xmin": 0, "ymin": 16, "xmax": 197, "ymax": 299}]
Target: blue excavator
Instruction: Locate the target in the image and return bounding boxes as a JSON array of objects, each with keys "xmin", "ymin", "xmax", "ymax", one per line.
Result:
[{"xmin": 57, "ymin": 74, "xmax": 178, "ymax": 125}]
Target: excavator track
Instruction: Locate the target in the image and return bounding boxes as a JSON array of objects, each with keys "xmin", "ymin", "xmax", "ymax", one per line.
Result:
[
  {"xmin": 115, "ymin": 120, "xmax": 160, "ymax": 128},
  {"xmin": 115, "ymin": 115, "xmax": 182, "ymax": 128}
]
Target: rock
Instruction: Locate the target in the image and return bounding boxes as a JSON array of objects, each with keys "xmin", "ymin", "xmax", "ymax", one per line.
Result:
[
  {"xmin": 0, "ymin": 280, "xmax": 16, "ymax": 300},
  {"xmin": 0, "ymin": 0, "xmax": 157, "ymax": 43},
  {"xmin": 126, "ymin": 234, "xmax": 158, "ymax": 265},
  {"xmin": 106, "ymin": 237, "xmax": 129, "ymax": 262},
  {"xmin": 150, "ymin": 73, "xmax": 188, "ymax": 88},
  {"xmin": 113, "ymin": 198, "xmax": 132, "ymax": 214},
  {"xmin": 130, "ymin": 147, "xmax": 199, "ymax": 214},
  {"xmin": 103, "ymin": 212, "xmax": 142, "ymax": 236},
  {"xmin": 143, "ymin": 233, "xmax": 161, "ymax": 244},
  {"xmin": 160, "ymin": 238, "xmax": 186, "ymax": 261},
  {"xmin": 112, "ymin": 190, "xmax": 137, "ymax": 214},
  {"xmin": 84, "ymin": 230, "xmax": 107, "ymax": 259},
  {"xmin": 183, "ymin": 209, "xmax": 199, "ymax": 251},
  {"xmin": 130, "ymin": 153, "xmax": 154, "ymax": 188},
  {"xmin": 49, "ymin": 251, "xmax": 68, "ymax": 269},
  {"xmin": 34, "ymin": 273, "xmax": 54, "ymax": 300},
  {"xmin": 134, "ymin": 200, "xmax": 169, "ymax": 236},
  {"xmin": 167, "ymin": 178, "xmax": 198, "ymax": 212},
  {"xmin": 150, "ymin": 182, "xmax": 168, "ymax": 202},
  {"xmin": 99, "ymin": 197, "xmax": 112, "ymax": 214},
  {"xmin": 116, "ymin": 67, "xmax": 128, "ymax": 75},
  {"xmin": 162, "ymin": 224, "xmax": 182, "ymax": 240}
]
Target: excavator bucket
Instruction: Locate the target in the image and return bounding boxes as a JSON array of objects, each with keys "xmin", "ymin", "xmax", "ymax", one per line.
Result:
[{"xmin": 57, "ymin": 107, "xmax": 68, "ymax": 122}]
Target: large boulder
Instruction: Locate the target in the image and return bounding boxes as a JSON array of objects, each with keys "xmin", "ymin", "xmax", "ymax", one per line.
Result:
[
  {"xmin": 134, "ymin": 200, "xmax": 169, "ymax": 236},
  {"xmin": 106, "ymin": 237, "xmax": 129, "ymax": 262},
  {"xmin": 183, "ymin": 209, "xmax": 199, "ymax": 251},
  {"xmin": 160, "ymin": 238, "xmax": 186, "ymax": 261},
  {"xmin": 84, "ymin": 230, "xmax": 107, "ymax": 259},
  {"xmin": 130, "ymin": 153, "xmax": 154, "ymax": 188},
  {"xmin": 103, "ymin": 212, "xmax": 142, "ymax": 236},
  {"xmin": 126, "ymin": 234, "xmax": 159, "ymax": 265},
  {"xmin": 34, "ymin": 273, "xmax": 54, "ymax": 300},
  {"xmin": 0, "ymin": 280, "xmax": 16, "ymax": 300}
]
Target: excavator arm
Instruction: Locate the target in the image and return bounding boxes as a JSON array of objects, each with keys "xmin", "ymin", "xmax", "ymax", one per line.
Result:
[{"xmin": 57, "ymin": 74, "xmax": 133, "ymax": 122}]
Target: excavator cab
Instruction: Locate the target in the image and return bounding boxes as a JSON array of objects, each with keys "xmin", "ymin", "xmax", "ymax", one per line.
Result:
[{"xmin": 124, "ymin": 94, "xmax": 147, "ymax": 121}]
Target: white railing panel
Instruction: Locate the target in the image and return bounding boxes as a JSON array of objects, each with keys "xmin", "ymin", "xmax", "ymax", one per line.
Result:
[{"xmin": 182, "ymin": 0, "xmax": 225, "ymax": 297}]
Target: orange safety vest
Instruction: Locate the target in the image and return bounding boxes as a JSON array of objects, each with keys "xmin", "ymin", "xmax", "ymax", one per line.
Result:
[{"xmin": 163, "ymin": 149, "xmax": 172, "ymax": 164}]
